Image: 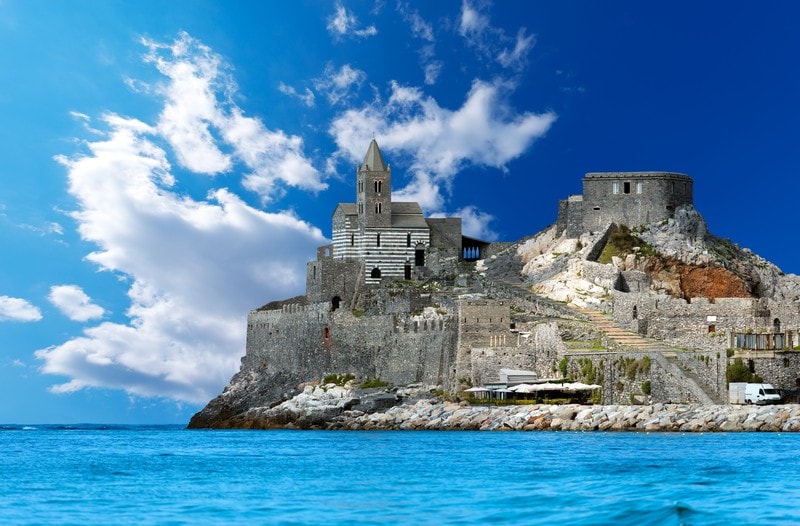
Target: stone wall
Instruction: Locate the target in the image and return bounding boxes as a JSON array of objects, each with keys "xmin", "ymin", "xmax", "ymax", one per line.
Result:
[
  {"xmin": 561, "ymin": 352, "xmax": 655, "ymax": 404},
  {"xmin": 581, "ymin": 172, "xmax": 693, "ymax": 233},
  {"xmin": 733, "ymin": 350, "xmax": 800, "ymax": 392},
  {"xmin": 455, "ymin": 299, "xmax": 514, "ymax": 382},
  {"xmin": 469, "ymin": 322, "xmax": 565, "ymax": 385},
  {"xmin": 306, "ymin": 255, "xmax": 362, "ymax": 306},
  {"xmin": 611, "ymin": 291, "xmax": 800, "ymax": 351},
  {"xmin": 556, "ymin": 195, "xmax": 584, "ymax": 237},
  {"xmin": 244, "ymin": 301, "xmax": 459, "ymax": 390},
  {"xmin": 427, "ymin": 218, "xmax": 462, "ymax": 249}
]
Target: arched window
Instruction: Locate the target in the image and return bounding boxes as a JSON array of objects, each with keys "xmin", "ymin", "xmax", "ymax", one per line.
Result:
[
  {"xmin": 632, "ymin": 305, "xmax": 638, "ymax": 320},
  {"xmin": 774, "ymin": 318, "xmax": 782, "ymax": 333},
  {"xmin": 375, "ymin": 202, "xmax": 382, "ymax": 214},
  {"xmin": 406, "ymin": 233, "xmax": 411, "ymax": 247},
  {"xmin": 331, "ymin": 296, "xmax": 341, "ymax": 311},
  {"xmin": 370, "ymin": 267, "xmax": 381, "ymax": 279},
  {"xmin": 350, "ymin": 233, "xmax": 355, "ymax": 246},
  {"xmin": 376, "ymin": 233, "xmax": 381, "ymax": 247}
]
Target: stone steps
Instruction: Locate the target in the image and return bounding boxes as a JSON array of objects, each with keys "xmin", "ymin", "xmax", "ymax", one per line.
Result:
[{"xmin": 573, "ymin": 305, "xmax": 724, "ymax": 404}]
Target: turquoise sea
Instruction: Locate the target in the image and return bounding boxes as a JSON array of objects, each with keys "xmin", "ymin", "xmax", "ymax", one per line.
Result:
[{"xmin": 1, "ymin": 426, "xmax": 798, "ymax": 525}]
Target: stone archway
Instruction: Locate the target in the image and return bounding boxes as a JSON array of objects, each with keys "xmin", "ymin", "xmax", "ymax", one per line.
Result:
[{"xmin": 371, "ymin": 267, "xmax": 382, "ymax": 279}]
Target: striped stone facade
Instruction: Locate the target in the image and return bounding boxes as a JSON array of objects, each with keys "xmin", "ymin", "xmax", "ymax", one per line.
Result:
[{"xmin": 328, "ymin": 139, "xmax": 457, "ymax": 285}]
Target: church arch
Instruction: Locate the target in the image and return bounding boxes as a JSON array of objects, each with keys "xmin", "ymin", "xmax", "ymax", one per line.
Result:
[{"xmin": 370, "ymin": 267, "xmax": 382, "ymax": 279}]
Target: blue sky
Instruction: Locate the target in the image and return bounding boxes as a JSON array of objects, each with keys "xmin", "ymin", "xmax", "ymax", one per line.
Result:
[{"xmin": 1, "ymin": 1, "xmax": 799, "ymax": 424}]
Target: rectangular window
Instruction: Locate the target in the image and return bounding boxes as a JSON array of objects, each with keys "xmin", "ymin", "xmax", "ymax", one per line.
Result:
[
  {"xmin": 623, "ymin": 182, "xmax": 631, "ymax": 194},
  {"xmin": 375, "ymin": 202, "xmax": 382, "ymax": 214},
  {"xmin": 612, "ymin": 182, "xmax": 619, "ymax": 194},
  {"xmin": 636, "ymin": 181, "xmax": 643, "ymax": 194},
  {"xmin": 377, "ymin": 233, "xmax": 381, "ymax": 247}
]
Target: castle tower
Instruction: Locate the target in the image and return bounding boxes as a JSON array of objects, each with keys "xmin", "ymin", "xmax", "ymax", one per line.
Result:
[{"xmin": 357, "ymin": 139, "xmax": 392, "ymax": 231}]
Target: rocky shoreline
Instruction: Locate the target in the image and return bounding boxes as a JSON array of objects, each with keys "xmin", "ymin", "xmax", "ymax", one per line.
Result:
[{"xmin": 198, "ymin": 384, "xmax": 800, "ymax": 432}]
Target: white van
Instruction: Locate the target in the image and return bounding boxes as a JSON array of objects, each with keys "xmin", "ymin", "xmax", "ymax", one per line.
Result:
[{"xmin": 744, "ymin": 383, "xmax": 781, "ymax": 405}]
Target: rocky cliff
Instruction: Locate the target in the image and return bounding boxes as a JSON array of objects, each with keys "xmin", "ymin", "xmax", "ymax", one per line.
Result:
[{"xmin": 494, "ymin": 205, "xmax": 800, "ymax": 308}]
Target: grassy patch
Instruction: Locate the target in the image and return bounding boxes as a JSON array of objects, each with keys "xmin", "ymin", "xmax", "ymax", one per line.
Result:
[
  {"xmin": 598, "ymin": 224, "xmax": 658, "ymax": 264},
  {"xmin": 360, "ymin": 377, "xmax": 390, "ymax": 389}
]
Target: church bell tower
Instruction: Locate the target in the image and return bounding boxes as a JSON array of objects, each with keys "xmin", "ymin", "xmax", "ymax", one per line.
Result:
[{"xmin": 356, "ymin": 138, "xmax": 392, "ymax": 231}]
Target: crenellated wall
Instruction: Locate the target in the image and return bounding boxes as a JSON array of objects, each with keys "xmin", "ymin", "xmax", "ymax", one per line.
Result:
[{"xmin": 244, "ymin": 301, "xmax": 459, "ymax": 390}]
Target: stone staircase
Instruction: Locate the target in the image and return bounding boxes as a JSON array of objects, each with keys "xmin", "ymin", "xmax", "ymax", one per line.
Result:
[
  {"xmin": 573, "ymin": 307, "xmax": 671, "ymax": 352},
  {"xmin": 571, "ymin": 306, "xmax": 724, "ymax": 404}
]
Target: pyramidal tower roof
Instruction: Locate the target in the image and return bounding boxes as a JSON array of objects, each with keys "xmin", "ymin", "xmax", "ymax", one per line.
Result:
[{"xmin": 362, "ymin": 138, "xmax": 388, "ymax": 171}]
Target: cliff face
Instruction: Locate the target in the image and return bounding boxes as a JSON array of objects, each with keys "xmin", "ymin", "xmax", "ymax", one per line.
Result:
[{"xmin": 509, "ymin": 205, "xmax": 800, "ymax": 307}]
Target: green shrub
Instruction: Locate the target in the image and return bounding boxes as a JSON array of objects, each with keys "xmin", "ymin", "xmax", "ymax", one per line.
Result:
[
  {"xmin": 642, "ymin": 380, "xmax": 651, "ymax": 395},
  {"xmin": 360, "ymin": 377, "xmax": 390, "ymax": 388},
  {"xmin": 725, "ymin": 358, "xmax": 762, "ymax": 384},
  {"xmin": 558, "ymin": 357, "xmax": 569, "ymax": 377}
]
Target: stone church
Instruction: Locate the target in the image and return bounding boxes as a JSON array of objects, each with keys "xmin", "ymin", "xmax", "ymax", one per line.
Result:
[{"xmin": 307, "ymin": 139, "xmax": 479, "ymax": 305}]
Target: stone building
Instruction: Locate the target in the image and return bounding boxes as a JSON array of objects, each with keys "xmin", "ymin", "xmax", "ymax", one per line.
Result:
[
  {"xmin": 306, "ymin": 139, "xmax": 494, "ymax": 309},
  {"xmin": 328, "ymin": 139, "xmax": 462, "ymax": 285},
  {"xmin": 557, "ymin": 171, "xmax": 694, "ymax": 237}
]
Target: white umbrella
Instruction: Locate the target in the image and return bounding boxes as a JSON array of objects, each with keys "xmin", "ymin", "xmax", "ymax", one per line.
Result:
[
  {"xmin": 535, "ymin": 382, "xmax": 564, "ymax": 391},
  {"xmin": 465, "ymin": 387, "xmax": 490, "ymax": 392}
]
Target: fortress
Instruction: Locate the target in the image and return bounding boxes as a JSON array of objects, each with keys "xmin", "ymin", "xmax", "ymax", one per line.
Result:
[
  {"xmin": 220, "ymin": 140, "xmax": 800, "ymax": 421},
  {"xmin": 557, "ymin": 171, "xmax": 694, "ymax": 237}
]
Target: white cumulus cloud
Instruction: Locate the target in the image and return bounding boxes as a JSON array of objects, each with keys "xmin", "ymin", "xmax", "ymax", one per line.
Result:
[
  {"xmin": 141, "ymin": 32, "xmax": 326, "ymax": 202},
  {"xmin": 39, "ymin": 34, "xmax": 328, "ymax": 404},
  {"xmin": 48, "ymin": 285, "xmax": 105, "ymax": 322},
  {"xmin": 0, "ymin": 296, "xmax": 42, "ymax": 322},
  {"xmin": 329, "ymin": 79, "xmax": 556, "ymax": 213}
]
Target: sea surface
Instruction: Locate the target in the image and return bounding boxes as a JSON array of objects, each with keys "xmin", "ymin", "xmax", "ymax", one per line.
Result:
[{"xmin": 1, "ymin": 426, "xmax": 798, "ymax": 525}]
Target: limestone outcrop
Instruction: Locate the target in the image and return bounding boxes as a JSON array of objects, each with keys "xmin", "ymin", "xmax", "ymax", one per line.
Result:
[{"xmin": 507, "ymin": 204, "xmax": 800, "ymax": 306}]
